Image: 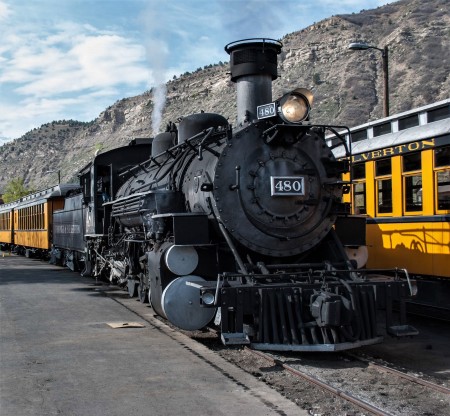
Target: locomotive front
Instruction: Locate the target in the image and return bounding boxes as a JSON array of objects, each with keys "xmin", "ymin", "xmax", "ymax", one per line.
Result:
[
  {"xmin": 106, "ymin": 38, "xmax": 416, "ymax": 351},
  {"xmin": 183, "ymin": 40, "xmax": 346, "ymax": 256}
]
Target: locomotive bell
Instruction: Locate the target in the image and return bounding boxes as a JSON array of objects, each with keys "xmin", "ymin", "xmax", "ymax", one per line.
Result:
[{"xmin": 225, "ymin": 38, "xmax": 282, "ymax": 125}]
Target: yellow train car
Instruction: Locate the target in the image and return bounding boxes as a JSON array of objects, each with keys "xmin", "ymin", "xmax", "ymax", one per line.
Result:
[
  {"xmin": 331, "ymin": 99, "xmax": 450, "ymax": 277},
  {"xmin": 0, "ymin": 184, "xmax": 80, "ymax": 256},
  {"xmin": 329, "ymin": 99, "xmax": 450, "ymax": 315},
  {"xmin": 0, "ymin": 201, "xmax": 17, "ymax": 248}
]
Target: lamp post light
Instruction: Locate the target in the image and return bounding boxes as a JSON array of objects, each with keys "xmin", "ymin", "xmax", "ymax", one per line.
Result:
[
  {"xmin": 46, "ymin": 170, "xmax": 61, "ymax": 184},
  {"xmin": 348, "ymin": 42, "xmax": 390, "ymax": 117}
]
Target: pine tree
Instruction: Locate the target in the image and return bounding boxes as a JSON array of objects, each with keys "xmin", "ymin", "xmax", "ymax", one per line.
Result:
[{"xmin": 2, "ymin": 178, "xmax": 34, "ymax": 203}]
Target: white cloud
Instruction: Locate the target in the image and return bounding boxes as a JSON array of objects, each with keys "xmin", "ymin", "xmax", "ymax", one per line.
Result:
[
  {"xmin": 0, "ymin": 13, "xmax": 154, "ymax": 140},
  {"xmin": 0, "ymin": 0, "xmax": 12, "ymax": 21},
  {"xmin": 0, "ymin": 0, "xmax": 393, "ymax": 142},
  {"xmin": 0, "ymin": 89, "xmax": 124, "ymax": 140},
  {"xmin": 2, "ymin": 26, "xmax": 150, "ymax": 96}
]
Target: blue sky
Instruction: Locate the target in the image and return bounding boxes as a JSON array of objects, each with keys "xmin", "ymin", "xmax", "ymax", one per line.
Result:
[{"xmin": 0, "ymin": 0, "xmax": 390, "ymax": 144}]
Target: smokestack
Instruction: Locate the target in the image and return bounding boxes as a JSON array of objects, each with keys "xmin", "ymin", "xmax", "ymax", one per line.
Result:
[{"xmin": 225, "ymin": 38, "xmax": 282, "ymax": 125}]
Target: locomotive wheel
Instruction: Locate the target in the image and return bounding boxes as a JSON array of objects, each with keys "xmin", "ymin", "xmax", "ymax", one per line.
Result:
[
  {"xmin": 137, "ymin": 280, "xmax": 148, "ymax": 303},
  {"xmin": 127, "ymin": 279, "xmax": 138, "ymax": 298}
]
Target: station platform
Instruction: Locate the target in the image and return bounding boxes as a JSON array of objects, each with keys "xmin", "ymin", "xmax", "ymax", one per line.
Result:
[{"xmin": 0, "ymin": 255, "xmax": 305, "ymax": 416}]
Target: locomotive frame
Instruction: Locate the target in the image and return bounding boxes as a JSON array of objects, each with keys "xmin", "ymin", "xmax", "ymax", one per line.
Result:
[{"xmin": 0, "ymin": 38, "xmax": 419, "ymax": 351}]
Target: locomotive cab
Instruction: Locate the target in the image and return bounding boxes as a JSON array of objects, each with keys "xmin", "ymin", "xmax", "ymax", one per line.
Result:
[{"xmin": 78, "ymin": 139, "xmax": 153, "ymax": 236}]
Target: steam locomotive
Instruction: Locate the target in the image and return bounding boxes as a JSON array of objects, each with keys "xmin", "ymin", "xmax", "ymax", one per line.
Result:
[{"xmin": 2, "ymin": 39, "xmax": 418, "ymax": 351}]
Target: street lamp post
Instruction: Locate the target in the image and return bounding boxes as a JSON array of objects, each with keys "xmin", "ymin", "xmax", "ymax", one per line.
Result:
[{"xmin": 348, "ymin": 42, "xmax": 390, "ymax": 117}]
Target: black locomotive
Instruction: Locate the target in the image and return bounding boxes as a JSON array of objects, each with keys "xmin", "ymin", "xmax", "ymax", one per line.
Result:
[{"xmin": 50, "ymin": 38, "xmax": 417, "ymax": 351}]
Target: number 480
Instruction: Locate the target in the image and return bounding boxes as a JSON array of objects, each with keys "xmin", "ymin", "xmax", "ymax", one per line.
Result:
[{"xmin": 275, "ymin": 180, "xmax": 303, "ymax": 192}]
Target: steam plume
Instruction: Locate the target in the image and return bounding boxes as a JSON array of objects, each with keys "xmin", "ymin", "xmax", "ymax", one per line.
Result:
[
  {"xmin": 147, "ymin": 39, "xmax": 168, "ymax": 136},
  {"xmin": 141, "ymin": 6, "xmax": 169, "ymax": 137}
]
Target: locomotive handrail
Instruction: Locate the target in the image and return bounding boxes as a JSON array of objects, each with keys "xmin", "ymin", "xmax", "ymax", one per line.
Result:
[
  {"xmin": 318, "ymin": 125, "xmax": 352, "ymax": 157},
  {"xmin": 217, "ymin": 219, "xmax": 249, "ymax": 275},
  {"xmin": 206, "ymin": 195, "xmax": 249, "ymax": 275},
  {"xmin": 320, "ymin": 125, "xmax": 353, "ymax": 183},
  {"xmin": 210, "ymin": 271, "xmax": 354, "ymax": 284},
  {"xmin": 197, "ymin": 127, "xmax": 214, "ymax": 160},
  {"xmin": 261, "ymin": 123, "xmax": 311, "ymax": 144},
  {"xmin": 356, "ymin": 268, "xmax": 417, "ymax": 297},
  {"xmin": 262, "ymin": 262, "xmax": 352, "ymax": 270},
  {"xmin": 119, "ymin": 126, "xmax": 225, "ymax": 180},
  {"xmin": 122, "ymin": 147, "xmax": 190, "ymax": 195},
  {"xmin": 260, "ymin": 123, "xmax": 353, "ymax": 187},
  {"xmin": 118, "ymin": 127, "xmax": 226, "ymax": 195},
  {"xmin": 105, "ymin": 188, "xmax": 182, "ymax": 206},
  {"xmin": 210, "ymin": 267, "xmax": 408, "ymax": 286}
]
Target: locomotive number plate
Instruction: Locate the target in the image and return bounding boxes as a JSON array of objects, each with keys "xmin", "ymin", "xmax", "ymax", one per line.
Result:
[
  {"xmin": 270, "ymin": 176, "xmax": 305, "ymax": 196},
  {"xmin": 257, "ymin": 102, "xmax": 276, "ymax": 119}
]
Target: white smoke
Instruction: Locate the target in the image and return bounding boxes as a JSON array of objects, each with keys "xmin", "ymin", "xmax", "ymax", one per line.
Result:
[
  {"xmin": 141, "ymin": 6, "xmax": 169, "ymax": 137},
  {"xmin": 151, "ymin": 83, "xmax": 167, "ymax": 137},
  {"xmin": 146, "ymin": 39, "xmax": 168, "ymax": 136}
]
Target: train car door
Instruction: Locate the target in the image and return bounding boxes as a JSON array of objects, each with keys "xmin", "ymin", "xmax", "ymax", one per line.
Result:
[
  {"xmin": 80, "ymin": 170, "xmax": 96, "ymax": 235},
  {"xmin": 96, "ymin": 164, "xmax": 113, "ymax": 234}
]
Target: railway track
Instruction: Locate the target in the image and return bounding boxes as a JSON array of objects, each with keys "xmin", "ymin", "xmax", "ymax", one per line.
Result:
[
  {"xmin": 243, "ymin": 348, "xmax": 450, "ymax": 416},
  {"xmin": 406, "ymin": 301, "xmax": 450, "ymax": 323},
  {"xmin": 346, "ymin": 352, "xmax": 450, "ymax": 395},
  {"xmin": 247, "ymin": 348, "xmax": 393, "ymax": 416}
]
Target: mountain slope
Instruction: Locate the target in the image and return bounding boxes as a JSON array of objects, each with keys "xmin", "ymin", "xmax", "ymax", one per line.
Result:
[{"xmin": 0, "ymin": 0, "xmax": 448, "ymax": 192}]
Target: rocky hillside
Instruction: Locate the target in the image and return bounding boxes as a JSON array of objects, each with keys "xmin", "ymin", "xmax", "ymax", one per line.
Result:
[{"xmin": 0, "ymin": 0, "xmax": 448, "ymax": 192}]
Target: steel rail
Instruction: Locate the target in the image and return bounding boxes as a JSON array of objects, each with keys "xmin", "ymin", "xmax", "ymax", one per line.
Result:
[
  {"xmin": 346, "ymin": 352, "xmax": 450, "ymax": 395},
  {"xmin": 246, "ymin": 347, "xmax": 394, "ymax": 416}
]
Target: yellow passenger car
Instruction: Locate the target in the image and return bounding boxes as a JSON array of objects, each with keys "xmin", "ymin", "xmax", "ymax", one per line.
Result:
[
  {"xmin": 0, "ymin": 201, "xmax": 17, "ymax": 247},
  {"xmin": 331, "ymin": 99, "xmax": 450, "ymax": 280},
  {"xmin": 0, "ymin": 184, "xmax": 80, "ymax": 256}
]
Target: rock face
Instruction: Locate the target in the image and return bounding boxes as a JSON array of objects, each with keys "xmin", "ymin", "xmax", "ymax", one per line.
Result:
[{"xmin": 0, "ymin": 0, "xmax": 448, "ymax": 192}]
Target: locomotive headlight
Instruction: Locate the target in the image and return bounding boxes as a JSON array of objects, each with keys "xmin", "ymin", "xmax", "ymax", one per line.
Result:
[{"xmin": 279, "ymin": 88, "xmax": 313, "ymax": 123}]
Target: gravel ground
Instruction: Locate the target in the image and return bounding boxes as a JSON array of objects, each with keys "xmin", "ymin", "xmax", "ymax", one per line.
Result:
[
  {"xmin": 188, "ymin": 316, "xmax": 450, "ymax": 416},
  {"xmin": 210, "ymin": 346, "xmax": 450, "ymax": 416},
  {"xmin": 217, "ymin": 347, "xmax": 364, "ymax": 416}
]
